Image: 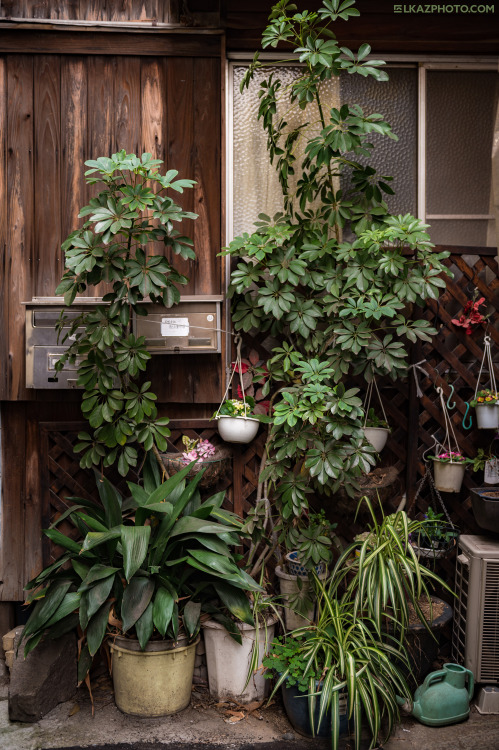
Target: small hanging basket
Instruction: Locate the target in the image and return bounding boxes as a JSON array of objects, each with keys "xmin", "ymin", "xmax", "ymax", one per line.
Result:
[
  {"xmin": 214, "ymin": 335, "xmax": 261, "ymax": 445},
  {"xmin": 160, "ymin": 445, "xmax": 232, "ymax": 488},
  {"xmin": 410, "ymin": 465, "xmax": 459, "ymax": 558},
  {"xmin": 362, "ymin": 379, "xmax": 390, "ymax": 454},
  {"xmin": 427, "ymin": 387, "xmax": 469, "ymax": 493},
  {"xmin": 431, "ymin": 459, "xmax": 466, "ymax": 494},
  {"xmin": 472, "ymin": 336, "xmax": 499, "ymax": 430}
]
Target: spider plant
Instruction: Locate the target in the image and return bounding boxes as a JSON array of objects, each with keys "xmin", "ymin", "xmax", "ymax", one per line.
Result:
[
  {"xmin": 330, "ymin": 498, "xmax": 454, "ymax": 640},
  {"xmin": 263, "ymin": 589, "xmax": 411, "ymax": 750}
]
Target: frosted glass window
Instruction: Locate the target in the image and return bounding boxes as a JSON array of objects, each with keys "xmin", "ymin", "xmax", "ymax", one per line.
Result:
[
  {"xmin": 426, "ymin": 71, "xmax": 498, "ymax": 215},
  {"xmin": 426, "ymin": 219, "xmax": 489, "ymax": 248},
  {"xmin": 232, "ymin": 66, "xmax": 340, "ymax": 237},
  {"xmin": 339, "ymin": 67, "xmax": 418, "ymax": 216}
]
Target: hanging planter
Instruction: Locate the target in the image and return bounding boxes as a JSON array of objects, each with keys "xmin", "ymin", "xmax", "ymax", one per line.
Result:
[
  {"xmin": 469, "ymin": 336, "xmax": 499, "ymax": 429},
  {"xmin": 160, "ymin": 437, "xmax": 232, "ymax": 488},
  {"xmin": 471, "ymin": 390, "xmax": 499, "ymax": 430},
  {"xmin": 410, "ymin": 509, "xmax": 459, "ymax": 559},
  {"xmin": 430, "ymin": 456, "xmax": 467, "ymax": 493},
  {"xmin": 362, "ymin": 380, "xmax": 391, "ymax": 458}
]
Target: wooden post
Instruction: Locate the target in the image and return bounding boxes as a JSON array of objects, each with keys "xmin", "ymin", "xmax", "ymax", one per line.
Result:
[{"xmin": 406, "ymin": 339, "xmax": 422, "ymax": 514}]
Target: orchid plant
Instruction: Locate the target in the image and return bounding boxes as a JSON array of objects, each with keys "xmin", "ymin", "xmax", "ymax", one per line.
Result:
[{"xmin": 180, "ymin": 435, "xmax": 216, "ymax": 465}]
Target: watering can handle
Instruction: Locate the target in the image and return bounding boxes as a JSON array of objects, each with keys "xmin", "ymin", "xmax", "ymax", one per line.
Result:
[
  {"xmin": 422, "ymin": 669, "xmax": 446, "ymax": 691},
  {"xmin": 466, "ymin": 669, "xmax": 474, "ymax": 700}
]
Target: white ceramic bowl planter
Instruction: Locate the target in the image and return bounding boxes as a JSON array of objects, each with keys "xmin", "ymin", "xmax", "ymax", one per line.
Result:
[
  {"xmin": 363, "ymin": 426, "xmax": 390, "ymax": 453},
  {"xmin": 432, "ymin": 459, "xmax": 466, "ymax": 493},
  {"xmin": 475, "ymin": 403, "xmax": 499, "ymax": 430},
  {"xmin": 202, "ymin": 616, "xmax": 277, "ymax": 703},
  {"xmin": 217, "ymin": 415, "xmax": 260, "ymax": 444}
]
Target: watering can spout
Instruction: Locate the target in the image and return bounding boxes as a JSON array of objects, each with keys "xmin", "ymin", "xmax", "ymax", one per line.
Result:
[{"xmin": 401, "ymin": 664, "xmax": 474, "ymax": 727}]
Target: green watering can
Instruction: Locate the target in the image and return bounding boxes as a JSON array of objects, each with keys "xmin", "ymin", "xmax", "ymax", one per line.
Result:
[{"xmin": 397, "ymin": 663, "xmax": 474, "ymax": 727}]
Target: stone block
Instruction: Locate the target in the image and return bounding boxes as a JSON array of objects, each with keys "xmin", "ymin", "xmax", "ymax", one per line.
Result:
[
  {"xmin": 8, "ymin": 630, "xmax": 77, "ymax": 723},
  {"xmin": 195, "ymin": 639, "xmax": 205, "ymax": 656},
  {"xmin": 4, "ymin": 651, "xmax": 14, "ymax": 670},
  {"xmin": 0, "ymin": 604, "xmax": 15, "ymax": 658},
  {"xmin": 2, "ymin": 627, "xmax": 22, "ymax": 656}
]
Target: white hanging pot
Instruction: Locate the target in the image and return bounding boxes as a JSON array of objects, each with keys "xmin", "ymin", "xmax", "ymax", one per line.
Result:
[
  {"xmin": 475, "ymin": 403, "xmax": 499, "ymax": 430},
  {"xmin": 217, "ymin": 415, "xmax": 259, "ymax": 443},
  {"xmin": 202, "ymin": 616, "xmax": 277, "ymax": 703},
  {"xmin": 432, "ymin": 459, "xmax": 466, "ymax": 493},
  {"xmin": 362, "ymin": 427, "xmax": 390, "ymax": 452}
]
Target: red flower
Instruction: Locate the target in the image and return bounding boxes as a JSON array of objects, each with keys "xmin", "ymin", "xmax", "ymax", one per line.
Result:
[
  {"xmin": 231, "ymin": 361, "xmax": 249, "ymax": 374},
  {"xmin": 452, "ymin": 296, "xmax": 487, "ymax": 334}
]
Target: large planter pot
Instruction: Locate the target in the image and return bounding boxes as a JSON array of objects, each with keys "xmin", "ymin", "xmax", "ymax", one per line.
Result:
[
  {"xmin": 281, "ymin": 680, "xmax": 348, "ymax": 739},
  {"xmin": 275, "ymin": 565, "xmax": 315, "ymax": 631},
  {"xmin": 160, "ymin": 446, "xmax": 232, "ymax": 488},
  {"xmin": 471, "ymin": 486, "xmax": 499, "ymax": 533},
  {"xmin": 202, "ymin": 616, "xmax": 277, "ymax": 703},
  {"xmin": 109, "ymin": 635, "xmax": 199, "ymax": 717},
  {"xmin": 404, "ymin": 597, "xmax": 453, "ymax": 690},
  {"xmin": 217, "ymin": 415, "xmax": 260, "ymax": 444},
  {"xmin": 475, "ymin": 403, "xmax": 499, "ymax": 430},
  {"xmin": 362, "ymin": 426, "xmax": 390, "ymax": 453},
  {"xmin": 432, "ymin": 460, "xmax": 466, "ymax": 493},
  {"xmin": 284, "ymin": 551, "xmax": 325, "ymax": 578}
]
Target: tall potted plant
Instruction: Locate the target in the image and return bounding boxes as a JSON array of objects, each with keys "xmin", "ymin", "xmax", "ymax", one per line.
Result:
[
  {"xmin": 224, "ymin": 0, "xmax": 451, "ymax": 555},
  {"xmin": 55, "ymin": 151, "xmax": 198, "ymax": 476},
  {"xmin": 21, "ymin": 460, "xmax": 261, "ymax": 716}
]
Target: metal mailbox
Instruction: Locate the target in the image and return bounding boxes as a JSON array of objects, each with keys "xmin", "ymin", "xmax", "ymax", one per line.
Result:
[
  {"xmin": 25, "ymin": 298, "xmax": 103, "ymax": 389},
  {"xmin": 133, "ymin": 296, "xmax": 223, "ymax": 354}
]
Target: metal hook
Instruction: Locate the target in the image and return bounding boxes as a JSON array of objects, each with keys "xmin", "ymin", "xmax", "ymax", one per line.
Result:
[
  {"xmin": 462, "ymin": 402, "xmax": 473, "ymax": 430},
  {"xmin": 446, "ymin": 384, "xmax": 456, "ymax": 411}
]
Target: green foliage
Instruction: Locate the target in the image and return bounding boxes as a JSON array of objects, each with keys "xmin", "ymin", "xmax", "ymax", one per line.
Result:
[
  {"xmin": 285, "ymin": 510, "xmax": 337, "ymax": 568},
  {"xmin": 263, "ymin": 596, "xmax": 411, "ymax": 750},
  {"xmin": 225, "ymin": 0, "xmax": 451, "ymax": 549},
  {"xmin": 364, "ymin": 408, "xmax": 389, "ymax": 429},
  {"xmin": 22, "ymin": 460, "xmax": 260, "ymax": 682},
  {"xmin": 55, "ymin": 151, "xmax": 197, "ymax": 475}
]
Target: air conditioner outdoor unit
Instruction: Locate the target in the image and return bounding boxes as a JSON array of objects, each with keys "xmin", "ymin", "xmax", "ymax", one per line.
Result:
[{"xmin": 452, "ymin": 534, "xmax": 499, "ymax": 683}]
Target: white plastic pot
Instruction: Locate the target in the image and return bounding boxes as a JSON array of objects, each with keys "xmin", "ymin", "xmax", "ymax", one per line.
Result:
[
  {"xmin": 217, "ymin": 415, "xmax": 260, "ymax": 444},
  {"xmin": 363, "ymin": 426, "xmax": 390, "ymax": 452},
  {"xmin": 475, "ymin": 403, "xmax": 499, "ymax": 430},
  {"xmin": 432, "ymin": 459, "xmax": 466, "ymax": 493},
  {"xmin": 275, "ymin": 565, "xmax": 315, "ymax": 631},
  {"xmin": 202, "ymin": 616, "xmax": 276, "ymax": 703}
]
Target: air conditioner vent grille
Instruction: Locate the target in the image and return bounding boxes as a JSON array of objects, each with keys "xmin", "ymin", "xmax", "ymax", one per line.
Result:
[{"xmin": 480, "ymin": 560, "xmax": 499, "ymax": 681}]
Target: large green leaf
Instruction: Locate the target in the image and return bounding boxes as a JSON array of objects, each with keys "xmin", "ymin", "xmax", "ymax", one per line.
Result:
[
  {"xmin": 78, "ymin": 564, "xmax": 119, "ymax": 593},
  {"xmin": 213, "ymin": 582, "xmax": 254, "ymax": 626},
  {"xmin": 121, "ymin": 526, "xmax": 151, "ymax": 582},
  {"xmin": 78, "ymin": 644, "xmax": 93, "ymax": 685},
  {"xmin": 186, "ymin": 554, "xmax": 260, "ymax": 591},
  {"xmin": 121, "ymin": 576, "xmax": 154, "ymax": 633},
  {"xmin": 86, "ymin": 574, "xmax": 115, "ymax": 620},
  {"xmin": 170, "ymin": 517, "xmax": 235, "ymax": 538},
  {"xmin": 183, "ymin": 600, "xmax": 201, "ymax": 638},
  {"xmin": 135, "ymin": 600, "xmax": 154, "ymax": 650},
  {"xmin": 43, "ymin": 529, "xmax": 82, "ymax": 555},
  {"xmin": 187, "ymin": 548, "xmax": 243, "ymax": 576},
  {"xmin": 25, "ymin": 554, "xmax": 71, "ymax": 589},
  {"xmin": 152, "ymin": 586, "xmax": 175, "ymax": 637},
  {"xmin": 87, "ymin": 601, "xmax": 111, "ymax": 656},
  {"xmin": 81, "ymin": 527, "xmax": 122, "ymax": 552},
  {"xmin": 181, "ymin": 534, "xmax": 232, "ymax": 557},
  {"xmin": 47, "ymin": 612, "xmax": 80, "ymax": 640},
  {"xmin": 45, "ymin": 592, "xmax": 81, "ymax": 628},
  {"xmin": 23, "ymin": 579, "xmax": 73, "ymax": 641},
  {"xmin": 94, "ymin": 472, "xmax": 122, "ymax": 528}
]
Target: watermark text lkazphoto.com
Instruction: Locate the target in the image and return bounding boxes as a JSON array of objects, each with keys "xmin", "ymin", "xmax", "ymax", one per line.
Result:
[{"xmin": 394, "ymin": 4, "xmax": 494, "ymax": 12}]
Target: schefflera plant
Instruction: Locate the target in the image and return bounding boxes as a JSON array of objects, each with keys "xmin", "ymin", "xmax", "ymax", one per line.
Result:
[
  {"xmin": 224, "ymin": 0, "xmax": 452, "ymax": 527},
  {"xmin": 55, "ymin": 151, "xmax": 197, "ymax": 476}
]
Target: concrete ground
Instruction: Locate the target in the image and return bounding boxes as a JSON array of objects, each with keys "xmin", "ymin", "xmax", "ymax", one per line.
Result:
[{"xmin": 2, "ymin": 663, "xmax": 499, "ymax": 750}]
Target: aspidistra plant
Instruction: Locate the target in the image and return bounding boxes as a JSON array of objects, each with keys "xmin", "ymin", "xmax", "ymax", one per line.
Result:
[{"xmin": 55, "ymin": 151, "xmax": 198, "ymax": 475}]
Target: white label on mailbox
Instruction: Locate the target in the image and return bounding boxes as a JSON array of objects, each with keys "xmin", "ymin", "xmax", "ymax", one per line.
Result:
[{"xmin": 161, "ymin": 317, "xmax": 189, "ymax": 337}]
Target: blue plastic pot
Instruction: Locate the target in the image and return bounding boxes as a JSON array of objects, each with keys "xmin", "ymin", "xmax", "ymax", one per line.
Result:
[{"xmin": 281, "ymin": 681, "xmax": 348, "ymax": 739}]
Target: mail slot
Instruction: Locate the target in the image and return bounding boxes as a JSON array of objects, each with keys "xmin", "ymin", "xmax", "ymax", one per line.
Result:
[
  {"xmin": 25, "ymin": 298, "xmax": 104, "ymax": 389},
  {"xmin": 133, "ymin": 297, "xmax": 222, "ymax": 354}
]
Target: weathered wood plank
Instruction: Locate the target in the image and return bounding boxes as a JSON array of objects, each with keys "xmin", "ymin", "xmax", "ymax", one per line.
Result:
[
  {"xmin": 192, "ymin": 56, "xmax": 221, "ymax": 295},
  {"xmin": 24, "ymin": 418, "xmax": 43, "ymax": 585},
  {"xmin": 0, "ymin": 57, "xmax": 8, "ymax": 400},
  {"xmin": 114, "ymin": 56, "xmax": 141, "ymax": 154},
  {"xmin": 0, "ymin": 31, "xmax": 223, "ymax": 56},
  {"xmin": 61, "ymin": 56, "xmax": 88, "ymax": 256},
  {"xmin": 7, "ymin": 54, "xmax": 34, "ymax": 400},
  {"xmin": 34, "ymin": 54, "xmax": 62, "ymax": 296},
  {"xmin": 140, "ymin": 57, "xmax": 166, "ymax": 161},
  {"xmin": 0, "ymin": 403, "xmax": 26, "ymax": 601}
]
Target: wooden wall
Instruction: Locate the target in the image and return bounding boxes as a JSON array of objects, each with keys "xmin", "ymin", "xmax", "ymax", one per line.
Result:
[{"xmin": 0, "ymin": 26, "xmax": 224, "ymax": 601}]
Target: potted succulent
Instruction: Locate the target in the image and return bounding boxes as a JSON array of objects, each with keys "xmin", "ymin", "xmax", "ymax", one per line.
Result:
[
  {"xmin": 160, "ymin": 435, "xmax": 231, "ymax": 489},
  {"xmin": 428, "ymin": 451, "xmax": 470, "ymax": 493},
  {"xmin": 214, "ymin": 397, "xmax": 263, "ymax": 443},
  {"xmin": 263, "ymin": 595, "xmax": 411, "ymax": 749},
  {"xmin": 362, "ymin": 408, "xmax": 391, "ymax": 453},
  {"xmin": 410, "ymin": 507, "xmax": 459, "ymax": 559},
  {"xmin": 470, "ymin": 389, "xmax": 499, "ymax": 430},
  {"xmin": 21, "ymin": 459, "xmax": 261, "ymax": 716}
]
